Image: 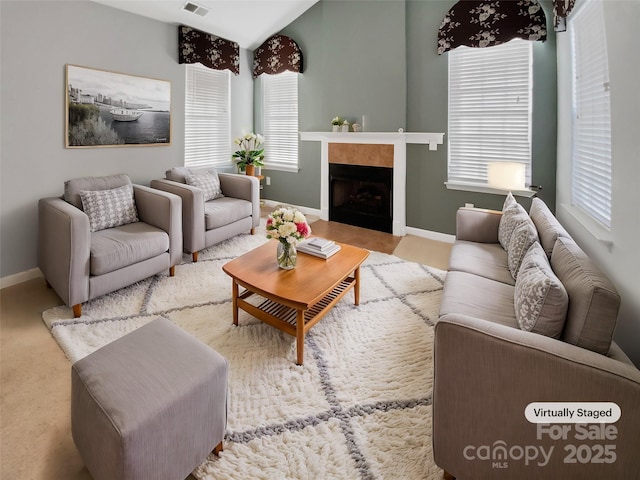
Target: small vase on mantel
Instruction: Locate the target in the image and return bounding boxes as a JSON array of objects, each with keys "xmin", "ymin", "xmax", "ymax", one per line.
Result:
[
  {"xmin": 341, "ymin": 124, "xmax": 349, "ymax": 133},
  {"xmin": 277, "ymin": 241, "xmax": 297, "ymax": 270},
  {"xmin": 245, "ymin": 164, "xmax": 255, "ymax": 176},
  {"xmin": 332, "ymin": 125, "xmax": 339, "ymax": 133}
]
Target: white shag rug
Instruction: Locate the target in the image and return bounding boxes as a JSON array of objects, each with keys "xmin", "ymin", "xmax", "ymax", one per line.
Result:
[{"xmin": 42, "ymin": 232, "xmax": 446, "ymax": 480}]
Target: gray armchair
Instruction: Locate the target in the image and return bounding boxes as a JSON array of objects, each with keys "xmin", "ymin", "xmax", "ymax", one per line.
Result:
[
  {"xmin": 38, "ymin": 174, "xmax": 182, "ymax": 318},
  {"xmin": 151, "ymin": 167, "xmax": 260, "ymax": 262}
]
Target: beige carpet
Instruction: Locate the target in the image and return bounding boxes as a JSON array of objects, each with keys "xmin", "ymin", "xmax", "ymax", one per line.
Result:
[{"xmin": 42, "ymin": 232, "xmax": 446, "ymax": 479}]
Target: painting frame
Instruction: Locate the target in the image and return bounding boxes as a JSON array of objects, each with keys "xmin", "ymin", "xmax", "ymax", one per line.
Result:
[{"xmin": 65, "ymin": 64, "xmax": 172, "ymax": 148}]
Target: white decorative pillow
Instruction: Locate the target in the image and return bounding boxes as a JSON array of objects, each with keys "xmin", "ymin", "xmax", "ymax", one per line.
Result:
[
  {"xmin": 185, "ymin": 171, "xmax": 223, "ymax": 201},
  {"xmin": 80, "ymin": 184, "xmax": 139, "ymax": 232},
  {"xmin": 515, "ymin": 242, "xmax": 568, "ymax": 338},
  {"xmin": 498, "ymin": 202, "xmax": 529, "ymax": 250},
  {"xmin": 507, "ymin": 220, "xmax": 539, "ymax": 279}
]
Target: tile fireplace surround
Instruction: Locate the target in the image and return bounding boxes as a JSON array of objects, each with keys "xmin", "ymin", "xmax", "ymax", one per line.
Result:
[{"xmin": 300, "ymin": 131, "xmax": 444, "ymax": 236}]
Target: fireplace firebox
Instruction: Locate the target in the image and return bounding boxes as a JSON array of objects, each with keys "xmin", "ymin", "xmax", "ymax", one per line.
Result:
[{"xmin": 329, "ymin": 163, "xmax": 392, "ymax": 233}]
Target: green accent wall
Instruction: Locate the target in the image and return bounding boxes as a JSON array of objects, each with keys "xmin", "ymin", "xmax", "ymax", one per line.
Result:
[{"xmin": 260, "ymin": 0, "xmax": 557, "ymax": 235}]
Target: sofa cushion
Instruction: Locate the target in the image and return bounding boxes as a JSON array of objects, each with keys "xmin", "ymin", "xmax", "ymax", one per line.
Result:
[
  {"xmin": 498, "ymin": 202, "xmax": 529, "ymax": 250},
  {"xmin": 551, "ymin": 237, "xmax": 620, "ymax": 355},
  {"xmin": 165, "ymin": 167, "xmax": 191, "ymax": 184},
  {"xmin": 185, "ymin": 171, "xmax": 224, "ymax": 201},
  {"xmin": 439, "ymin": 271, "xmax": 518, "ymax": 329},
  {"xmin": 507, "ymin": 220, "xmax": 539, "ymax": 279},
  {"xmin": 448, "ymin": 241, "xmax": 515, "ymax": 286},
  {"xmin": 80, "ymin": 184, "xmax": 139, "ymax": 233},
  {"xmin": 204, "ymin": 197, "xmax": 253, "ymax": 230},
  {"xmin": 529, "ymin": 198, "xmax": 570, "ymax": 258},
  {"xmin": 515, "ymin": 242, "xmax": 568, "ymax": 338},
  {"xmin": 90, "ymin": 222, "xmax": 169, "ymax": 276},
  {"xmin": 65, "ymin": 174, "xmax": 131, "ymax": 210}
]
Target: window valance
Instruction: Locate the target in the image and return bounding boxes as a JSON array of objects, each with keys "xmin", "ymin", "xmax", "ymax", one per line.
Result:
[
  {"xmin": 437, "ymin": 0, "xmax": 547, "ymax": 55},
  {"xmin": 553, "ymin": 0, "xmax": 576, "ymax": 32},
  {"xmin": 179, "ymin": 25, "xmax": 239, "ymax": 75},
  {"xmin": 253, "ymin": 35, "xmax": 303, "ymax": 78}
]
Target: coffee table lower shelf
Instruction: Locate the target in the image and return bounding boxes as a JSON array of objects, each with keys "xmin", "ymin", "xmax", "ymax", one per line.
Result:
[{"xmin": 233, "ymin": 277, "xmax": 355, "ymax": 365}]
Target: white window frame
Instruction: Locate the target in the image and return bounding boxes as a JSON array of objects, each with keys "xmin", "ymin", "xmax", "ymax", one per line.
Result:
[
  {"xmin": 569, "ymin": 0, "xmax": 612, "ymax": 230},
  {"xmin": 445, "ymin": 39, "xmax": 534, "ymax": 197},
  {"xmin": 184, "ymin": 63, "xmax": 231, "ymax": 169},
  {"xmin": 262, "ymin": 71, "xmax": 299, "ymax": 172}
]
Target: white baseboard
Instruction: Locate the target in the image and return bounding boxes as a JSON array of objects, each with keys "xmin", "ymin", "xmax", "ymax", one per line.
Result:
[
  {"xmin": 405, "ymin": 226, "xmax": 456, "ymax": 244},
  {"xmin": 261, "ymin": 199, "xmax": 322, "ymax": 218},
  {"xmin": 1, "ymin": 268, "xmax": 43, "ymax": 289}
]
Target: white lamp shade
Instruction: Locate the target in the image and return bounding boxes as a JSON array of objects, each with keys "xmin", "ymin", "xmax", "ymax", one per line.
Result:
[{"xmin": 488, "ymin": 162, "xmax": 526, "ymax": 191}]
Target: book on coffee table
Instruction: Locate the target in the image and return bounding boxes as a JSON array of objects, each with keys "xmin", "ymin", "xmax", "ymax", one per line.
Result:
[{"xmin": 298, "ymin": 238, "xmax": 341, "ymax": 259}]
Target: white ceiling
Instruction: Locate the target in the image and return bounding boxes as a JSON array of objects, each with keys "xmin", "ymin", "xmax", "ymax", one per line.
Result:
[{"xmin": 91, "ymin": 0, "xmax": 318, "ymax": 50}]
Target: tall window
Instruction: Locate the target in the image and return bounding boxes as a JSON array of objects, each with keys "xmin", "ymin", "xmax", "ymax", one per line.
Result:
[
  {"xmin": 262, "ymin": 71, "xmax": 299, "ymax": 172},
  {"xmin": 570, "ymin": 0, "xmax": 612, "ymax": 229},
  {"xmin": 184, "ymin": 64, "xmax": 231, "ymax": 168},
  {"xmin": 447, "ymin": 39, "xmax": 532, "ymax": 189}
]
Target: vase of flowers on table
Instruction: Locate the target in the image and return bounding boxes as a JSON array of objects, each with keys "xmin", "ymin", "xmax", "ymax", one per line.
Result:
[
  {"xmin": 232, "ymin": 132, "xmax": 265, "ymax": 176},
  {"xmin": 266, "ymin": 207, "xmax": 311, "ymax": 269}
]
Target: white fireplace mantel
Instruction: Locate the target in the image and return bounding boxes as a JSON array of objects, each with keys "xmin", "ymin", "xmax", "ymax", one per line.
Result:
[{"xmin": 300, "ymin": 131, "xmax": 445, "ymax": 236}]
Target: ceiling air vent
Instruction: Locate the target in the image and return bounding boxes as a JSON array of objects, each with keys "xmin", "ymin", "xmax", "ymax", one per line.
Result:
[{"xmin": 182, "ymin": 1, "xmax": 209, "ymax": 17}]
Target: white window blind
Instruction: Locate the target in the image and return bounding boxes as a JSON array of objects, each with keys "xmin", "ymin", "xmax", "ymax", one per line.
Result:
[
  {"xmin": 448, "ymin": 39, "xmax": 532, "ymax": 188},
  {"xmin": 184, "ymin": 64, "xmax": 231, "ymax": 168},
  {"xmin": 262, "ymin": 72, "xmax": 299, "ymax": 172},
  {"xmin": 570, "ymin": 0, "xmax": 612, "ymax": 229}
]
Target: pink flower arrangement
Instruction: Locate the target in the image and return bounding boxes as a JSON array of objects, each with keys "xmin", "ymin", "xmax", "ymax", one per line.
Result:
[{"xmin": 266, "ymin": 207, "xmax": 311, "ymax": 245}]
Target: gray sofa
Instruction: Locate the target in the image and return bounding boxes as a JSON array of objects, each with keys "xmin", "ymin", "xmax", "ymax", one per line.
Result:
[
  {"xmin": 38, "ymin": 174, "xmax": 182, "ymax": 318},
  {"xmin": 151, "ymin": 167, "xmax": 260, "ymax": 262},
  {"xmin": 434, "ymin": 197, "xmax": 640, "ymax": 479}
]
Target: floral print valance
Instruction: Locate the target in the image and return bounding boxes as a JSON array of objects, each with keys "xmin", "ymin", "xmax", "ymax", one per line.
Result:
[
  {"xmin": 437, "ymin": 0, "xmax": 547, "ymax": 55},
  {"xmin": 553, "ymin": 0, "xmax": 575, "ymax": 32},
  {"xmin": 179, "ymin": 25, "xmax": 239, "ymax": 75},
  {"xmin": 253, "ymin": 35, "xmax": 303, "ymax": 78}
]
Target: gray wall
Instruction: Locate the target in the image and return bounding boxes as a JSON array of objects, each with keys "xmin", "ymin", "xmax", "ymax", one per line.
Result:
[
  {"xmin": 259, "ymin": 0, "xmax": 407, "ymax": 206},
  {"xmin": 261, "ymin": 0, "xmax": 557, "ymax": 233},
  {"xmin": 0, "ymin": 0, "xmax": 253, "ymax": 278},
  {"xmin": 556, "ymin": 2, "xmax": 640, "ymax": 365}
]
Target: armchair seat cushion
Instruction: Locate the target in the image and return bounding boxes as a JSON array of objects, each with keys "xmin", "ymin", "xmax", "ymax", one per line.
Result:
[
  {"xmin": 91, "ymin": 222, "xmax": 170, "ymax": 276},
  {"xmin": 204, "ymin": 197, "xmax": 253, "ymax": 231}
]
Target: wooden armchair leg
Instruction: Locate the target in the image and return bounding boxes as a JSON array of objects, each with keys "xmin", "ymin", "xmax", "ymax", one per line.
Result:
[
  {"xmin": 169, "ymin": 266, "xmax": 175, "ymax": 277},
  {"xmin": 443, "ymin": 471, "xmax": 456, "ymax": 480},
  {"xmin": 72, "ymin": 304, "xmax": 82, "ymax": 318},
  {"xmin": 192, "ymin": 251, "xmax": 199, "ymax": 262},
  {"xmin": 250, "ymin": 228, "xmax": 255, "ymax": 235},
  {"xmin": 213, "ymin": 441, "xmax": 223, "ymax": 456}
]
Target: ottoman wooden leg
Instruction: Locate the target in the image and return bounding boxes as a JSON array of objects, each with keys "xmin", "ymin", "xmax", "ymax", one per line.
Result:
[{"xmin": 213, "ymin": 441, "xmax": 223, "ymax": 456}]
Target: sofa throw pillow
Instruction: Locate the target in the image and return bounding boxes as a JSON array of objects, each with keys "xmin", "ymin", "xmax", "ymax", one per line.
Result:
[
  {"xmin": 507, "ymin": 220, "xmax": 539, "ymax": 279},
  {"xmin": 529, "ymin": 198, "xmax": 570, "ymax": 259},
  {"xmin": 515, "ymin": 242, "xmax": 568, "ymax": 338},
  {"xmin": 498, "ymin": 202, "xmax": 529, "ymax": 250},
  {"xmin": 185, "ymin": 171, "xmax": 224, "ymax": 201},
  {"xmin": 79, "ymin": 184, "xmax": 139, "ymax": 233}
]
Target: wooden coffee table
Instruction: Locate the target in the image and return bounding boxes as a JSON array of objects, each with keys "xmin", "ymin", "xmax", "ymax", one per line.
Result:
[{"xmin": 222, "ymin": 240, "xmax": 369, "ymax": 365}]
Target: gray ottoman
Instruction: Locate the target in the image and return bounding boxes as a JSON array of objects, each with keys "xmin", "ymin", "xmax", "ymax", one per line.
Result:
[{"xmin": 71, "ymin": 317, "xmax": 228, "ymax": 480}]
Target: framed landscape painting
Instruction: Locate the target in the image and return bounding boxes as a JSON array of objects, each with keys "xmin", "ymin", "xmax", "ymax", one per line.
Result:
[{"xmin": 65, "ymin": 64, "xmax": 171, "ymax": 148}]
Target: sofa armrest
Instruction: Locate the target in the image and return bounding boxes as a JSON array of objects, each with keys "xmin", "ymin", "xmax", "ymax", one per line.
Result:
[
  {"xmin": 133, "ymin": 185, "xmax": 183, "ymax": 267},
  {"xmin": 38, "ymin": 197, "xmax": 90, "ymax": 307},
  {"xmin": 150, "ymin": 179, "xmax": 205, "ymax": 254},
  {"xmin": 433, "ymin": 313, "xmax": 640, "ymax": 478},
  {"xmin": 456, "ymin": 207, "xmax": 502, "ymax": 243},
  {"xmin": 219, "ymin": 173, "xmax": 260, "ymax": 228}
]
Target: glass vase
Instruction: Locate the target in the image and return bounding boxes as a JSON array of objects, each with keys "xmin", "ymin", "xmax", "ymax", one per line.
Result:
[{"xmin": 277, "ymin": 241, "xmax": 297, "ymax": 270}]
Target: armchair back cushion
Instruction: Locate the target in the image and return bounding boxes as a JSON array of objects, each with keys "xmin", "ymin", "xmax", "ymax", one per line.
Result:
[{"xmin": 64, "ymin": 174, "xmax": 131, "ymax": 210}]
